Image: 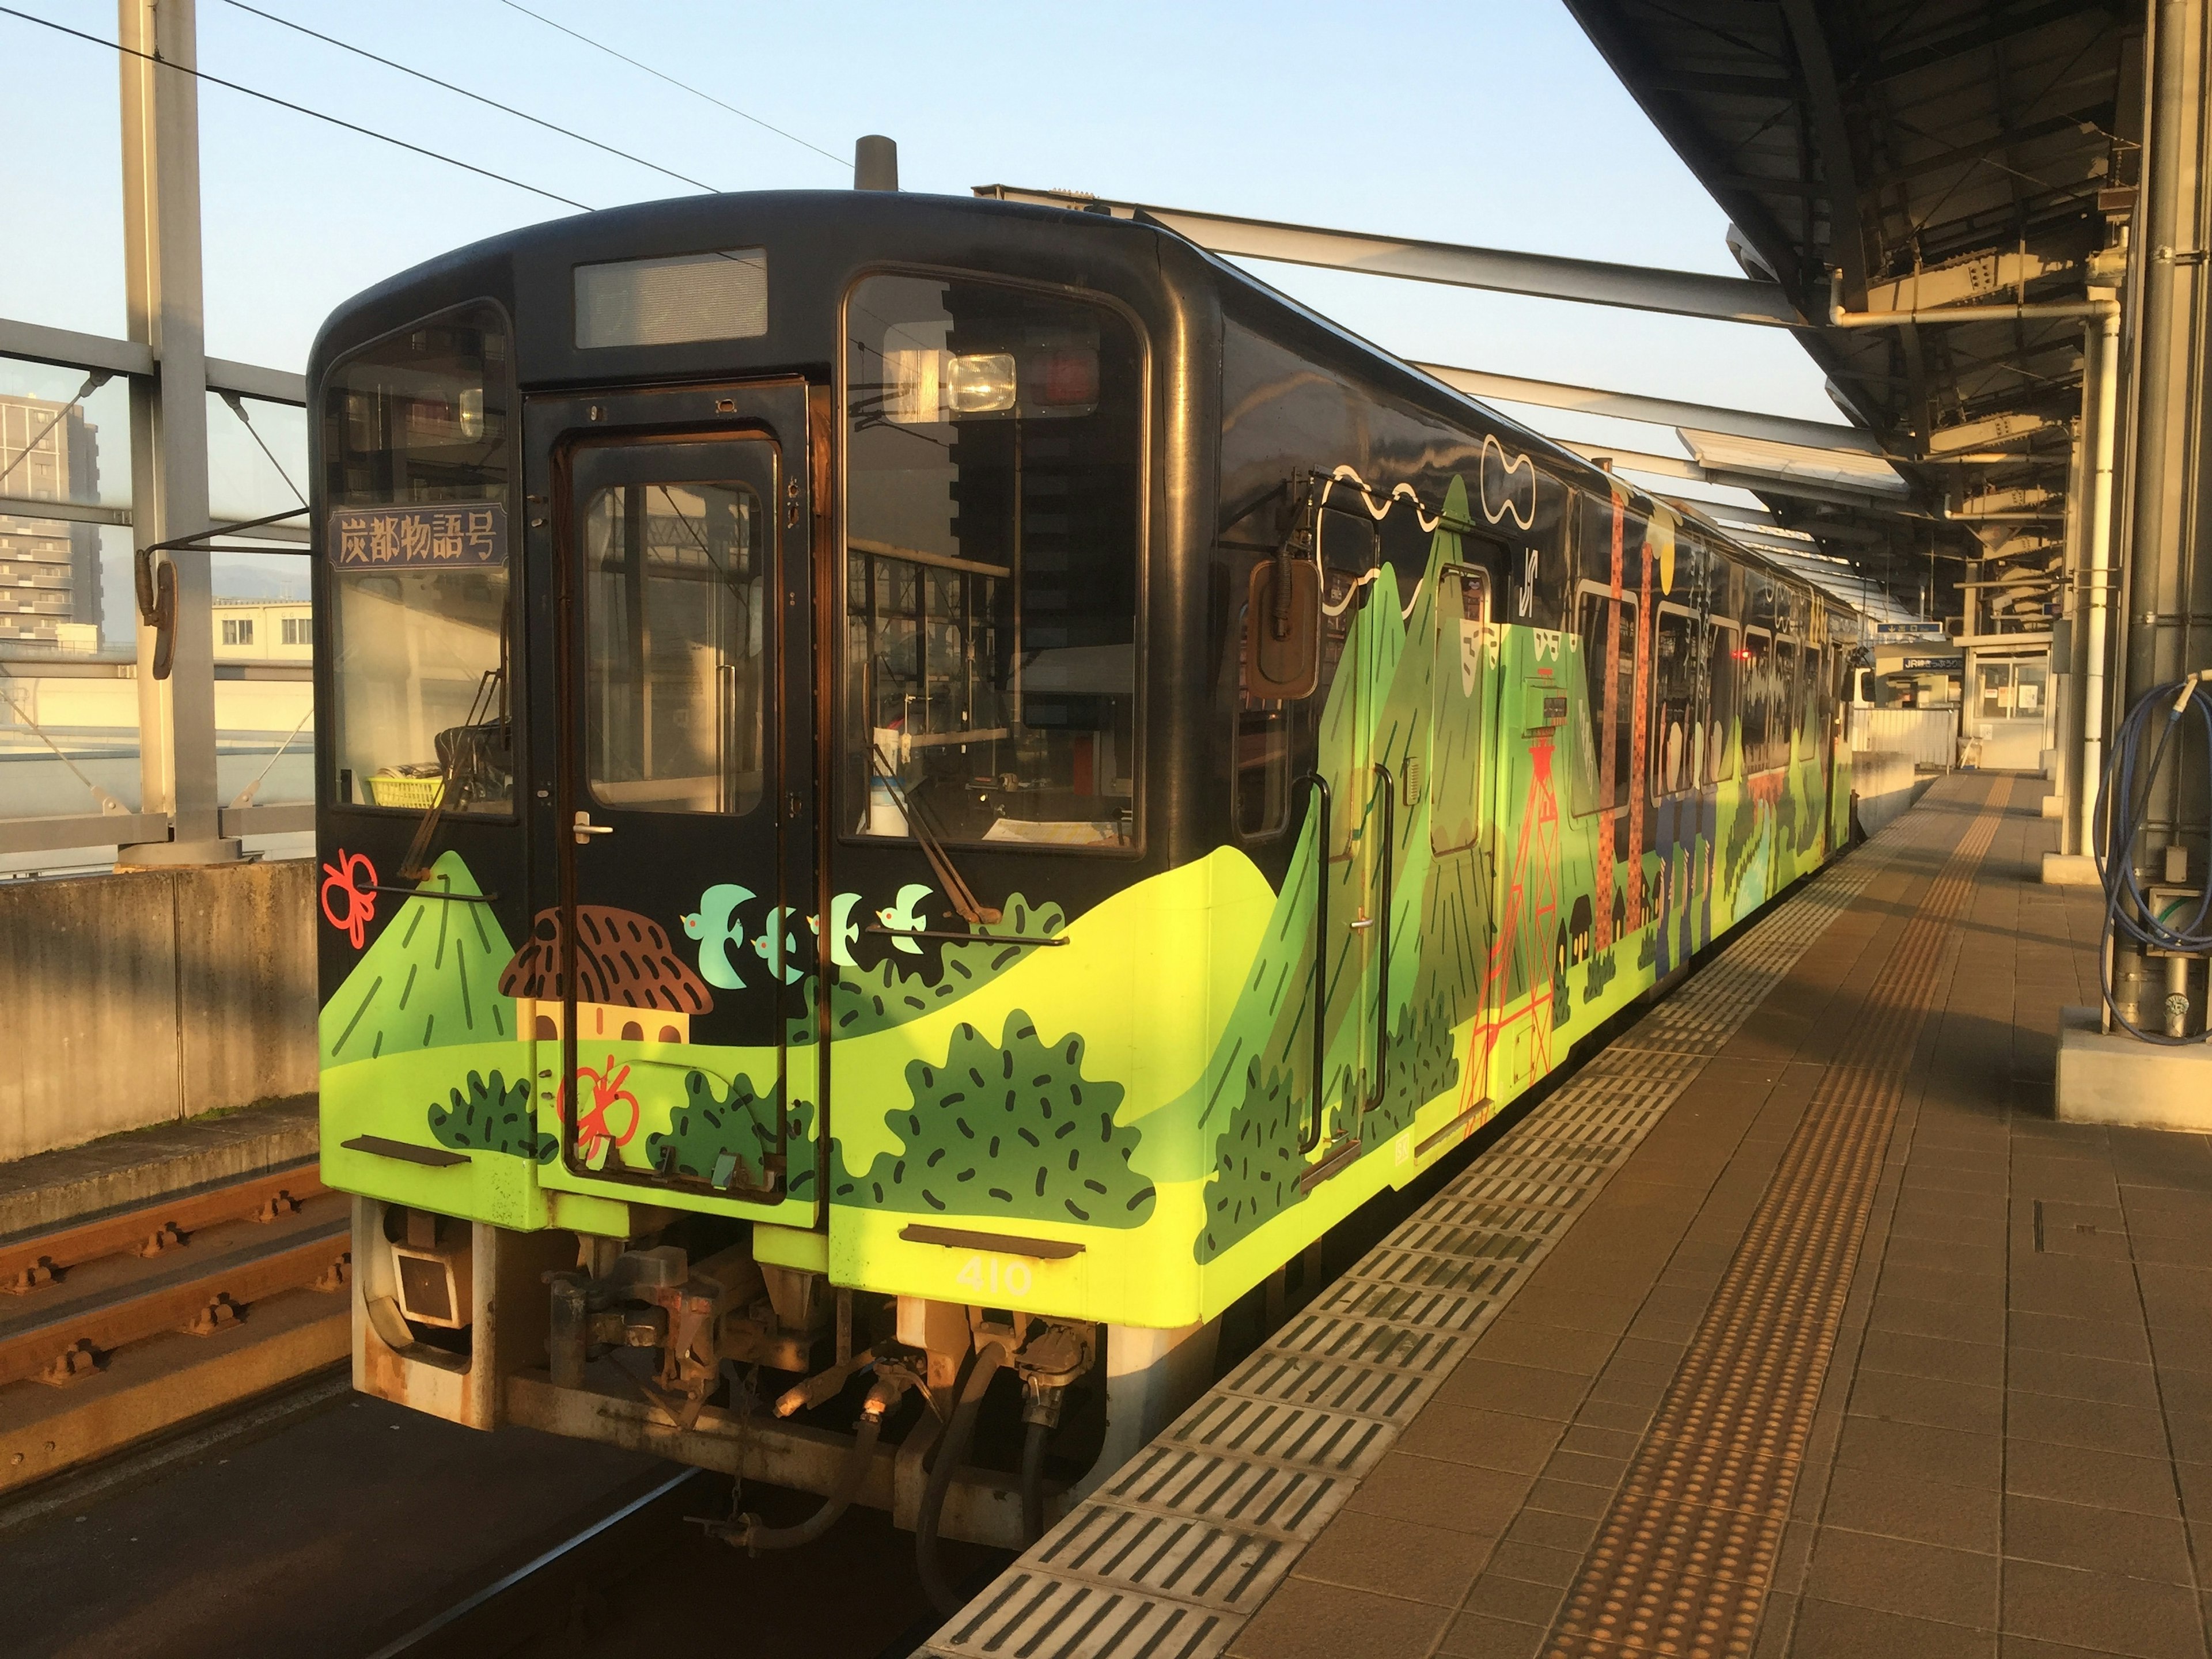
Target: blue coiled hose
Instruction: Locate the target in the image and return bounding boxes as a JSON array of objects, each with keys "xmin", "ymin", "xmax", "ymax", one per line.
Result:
[{"xmin": 2092, "ymin": 675, "xmax": 2212, "ymax": 1043}]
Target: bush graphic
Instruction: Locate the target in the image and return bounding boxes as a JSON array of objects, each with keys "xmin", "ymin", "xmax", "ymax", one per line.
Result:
[
  {"xmin": 427, "ymin": 1068, "xmax": 555, "ymax": 1162},
  {"xmin": 839, "ymin": 1010, "xmax": 1154, "ymax": 1225},
  {"xmin": 1196, "ymin": 1058, "xmax": 1305, "ymax": 1262},
  {"xmin": 645, "ymin": 1072, "xmax": 816, "ymax": 1199}
]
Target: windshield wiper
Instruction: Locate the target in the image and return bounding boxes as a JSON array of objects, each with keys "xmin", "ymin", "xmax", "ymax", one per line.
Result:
[
  {"xmin": 397, "ymin": 666, "xmax": 505, "ymax": 881},
  {"xmin": 868, "ymin": 740, "xmax": 1000, "ymax": 925}
]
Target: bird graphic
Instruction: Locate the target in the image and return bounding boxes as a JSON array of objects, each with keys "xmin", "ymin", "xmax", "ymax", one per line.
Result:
[
  {"xmin": 749, "ymin": 904, "xmax": 804, "ymax": 983},
  {"xmin": 875, "ymin": 883, "xmax": 933, "ymax": 954},
  {"xmin": 681, "ymin": 883, "xmax": 752, "ymax": 988},
  {"xmin": 806, "ymin": 893, "xmax": 862, "ymax": 968}
]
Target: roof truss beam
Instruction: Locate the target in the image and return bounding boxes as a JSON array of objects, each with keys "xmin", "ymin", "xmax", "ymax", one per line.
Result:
[{"xmin": 972, "ymin": 187, "xmax": 1807, "ymax": 326}]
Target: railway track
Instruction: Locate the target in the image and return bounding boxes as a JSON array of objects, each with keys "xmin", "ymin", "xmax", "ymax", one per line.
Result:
[{"xmin": 0, "ymin": 1162, "xmax": 351, "ymax": 1491}]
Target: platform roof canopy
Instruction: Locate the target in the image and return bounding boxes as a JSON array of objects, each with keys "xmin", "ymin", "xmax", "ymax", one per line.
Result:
[{"xmin": 1565, "ymin": 0, "xmax": 2137, "ymax": 625}]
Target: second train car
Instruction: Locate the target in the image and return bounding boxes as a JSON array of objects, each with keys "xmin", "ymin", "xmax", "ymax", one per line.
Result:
[{"xmin": 307, "ymin": 185, "xmax": 1858, "ymax": 1567}]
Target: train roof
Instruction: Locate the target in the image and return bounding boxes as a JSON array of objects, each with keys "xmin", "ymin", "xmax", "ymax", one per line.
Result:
[{"xmin": 309, "ymin": 188, "xmax": 1858, "ymax": 623}]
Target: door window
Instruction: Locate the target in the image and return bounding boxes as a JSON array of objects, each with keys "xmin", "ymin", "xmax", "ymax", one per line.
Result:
[
  {"xmin": 1978, "ymin": 661, "xmax": 2014, "ymax": 719},
  {"xmin": 582, "ymin": 478, "xmax": 766, "ymax": 815},
  {"xmin": 2015, "ymin": 663, "xmax": 2048, "ymax": 716}
]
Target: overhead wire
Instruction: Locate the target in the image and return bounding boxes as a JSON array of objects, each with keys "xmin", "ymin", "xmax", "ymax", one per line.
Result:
[
  {"xmin": 494, "ymin": 0, "xmax": 847, "ymax": 171},
  {"xmin": 0, "ymin": 5, "xmax": 594, "ymax": 211},
  {"xmin": 216, "ymin": 0, "xmax": 722, "ymax": 195}
]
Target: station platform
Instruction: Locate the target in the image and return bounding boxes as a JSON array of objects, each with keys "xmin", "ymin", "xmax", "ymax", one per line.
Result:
[{"xmin": 930, "ymin": 775, "xmax": 2212, "ymax": 1659}]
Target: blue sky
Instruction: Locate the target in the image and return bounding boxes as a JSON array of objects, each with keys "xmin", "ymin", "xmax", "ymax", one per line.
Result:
[{"xmin": 2, "ymin": 0, "xmax": 1839, "ymax": 517}]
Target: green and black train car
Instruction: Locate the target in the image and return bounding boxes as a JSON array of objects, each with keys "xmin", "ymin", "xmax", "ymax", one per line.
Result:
[{"xmin": 310, "ymin": 187, "xmax": 1857, "ymax": 1550}]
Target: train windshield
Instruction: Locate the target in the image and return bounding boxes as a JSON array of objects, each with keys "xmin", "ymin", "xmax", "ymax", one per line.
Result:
[
  {"xmin": 321, "ymin": 304, "xmax": 514, "ymax": 815},
  {"xmin": 842, "ymin": 273, "xmax": 1142, "ymax": 850}
]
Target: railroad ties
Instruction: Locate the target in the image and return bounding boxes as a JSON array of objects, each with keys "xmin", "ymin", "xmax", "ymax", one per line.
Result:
[{"xmin": 0, "ymin": 1166, "xmax": 351, "ymax": 1488}]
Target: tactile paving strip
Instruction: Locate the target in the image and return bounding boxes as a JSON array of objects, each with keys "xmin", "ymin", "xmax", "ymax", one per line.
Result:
[
  {"xmin": 926, "ymin": 816, "xmax": 1915, "ymax": 1659},
  {"xmin": 1544, "ymin": 783, "xmax": 2005, "ymax": 1659}
]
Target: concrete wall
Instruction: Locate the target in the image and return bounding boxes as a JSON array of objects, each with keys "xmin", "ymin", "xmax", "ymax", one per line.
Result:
[
  {"xmin": 0, "ymin": 859, "xmax": 315, "ymax": 1162},
  {"xmin": 1852, "ymin": 749, "xmax": 1933, "ymax": 840},
  {"xmin": 1847, "ymin": 706, "xmax": 1959, "ymax": 770}
]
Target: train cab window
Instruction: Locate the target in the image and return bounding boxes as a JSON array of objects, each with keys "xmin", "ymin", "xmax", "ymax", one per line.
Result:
[
  {"xmin": 1651, "ymin": 606, "xmax": 1697, "ymax": 797},
  {"xmin": 323, "ymin": 304, "xmax": 514, "ymax": 813},
  {"xmin": 579, "ymin": 480, "xmax": 764, "ymax": 814},
  {"xmin": 842, "ymin": 274, "xmax": 1142, "ymax": 849}
]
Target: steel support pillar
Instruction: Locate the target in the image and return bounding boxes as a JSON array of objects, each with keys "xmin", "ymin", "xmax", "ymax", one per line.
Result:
[
  {"xmin": 2120, "ymin": 0, "xmax": 2212, "ymax": 858},
  {"xmin": 117, "ymin": 0, "xmax": 233, "ymax": 865}
]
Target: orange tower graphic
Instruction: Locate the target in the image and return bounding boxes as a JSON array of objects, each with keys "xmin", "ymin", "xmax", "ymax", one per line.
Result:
[{"xmin": 1467, "ymin": 725, "xmax": 1563, "ymax": 1109}]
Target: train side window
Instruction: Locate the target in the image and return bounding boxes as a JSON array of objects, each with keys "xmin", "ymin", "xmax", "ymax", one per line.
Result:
[
  {"xmin": 580, "ymin": 480, "xmax": 765, "ymax": 815},
  {"xmin": 1431, "ymin": 565, "xmax": 1488, "ymax": 854},
  {"xmin": 1571, "ymin": 581, "xmax": 1638, "ymax": 815},
  {"xmin": 1705, "ymin": 620, "xmax": 1739, "ymax": 783},
  {"xmin": 1651, "ymin": 605, "xmax": 1697, "ymax": 798},
  {"xmin": 1741, "ymin": 627, "xmax": 1777, "ymax": 772},
  {"xmin": 1233, "ymin": 601, "xmax": 1293, "ymax": 838},
  {"xmin": 323, "ymin": 302, "xmax": 515, "ymax": 815},
  {"xmin": 1774, "ymin": 637, "xmax": 1800, "ymax": 762},
  {"xmin": 842, "ymin": 273, "xmax": 1142, "ymax": 850}
]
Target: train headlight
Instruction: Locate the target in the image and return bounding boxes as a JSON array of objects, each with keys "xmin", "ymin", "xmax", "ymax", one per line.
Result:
[{"xmin": 945, "ymin": 353, "xmax": 1017, "ymax": 414}]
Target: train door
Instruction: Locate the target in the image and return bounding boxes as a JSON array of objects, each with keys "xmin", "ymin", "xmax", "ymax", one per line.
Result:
[
  {"xmin": 1316, "ymin": 509, "xmax": 1388, "ymax": 1168},
  {"xmin": 1429, "ymin": 563, "xmax": 1497, "ymax": 1132},
  {"xmin": 531, "ymin": 384, "xmax": 817, "ymax": 1210}
]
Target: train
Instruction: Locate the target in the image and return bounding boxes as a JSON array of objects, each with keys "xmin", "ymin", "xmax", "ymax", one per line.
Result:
[{"xmin": 309, "ymin": 185, "xmax": 1858, "ymax": 1584}]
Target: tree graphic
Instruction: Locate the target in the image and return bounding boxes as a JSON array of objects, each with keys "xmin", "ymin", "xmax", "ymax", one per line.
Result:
[
  {"xmin": 1196, "ymin": 1057, "xmax": 1305, "ymax": 1263},
  {"xmin": 838, "ymin": 1010, "xmax": 1154, "ymax": 1226}
]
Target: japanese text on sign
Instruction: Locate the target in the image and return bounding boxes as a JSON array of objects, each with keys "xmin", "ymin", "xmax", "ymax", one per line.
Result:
[{"xmin": 329, "ymin": 503, "xmax": 507, "ymax": 569}]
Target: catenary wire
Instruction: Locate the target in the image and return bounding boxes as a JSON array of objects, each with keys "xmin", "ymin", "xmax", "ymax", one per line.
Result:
[
  {"xmin": 494, "ymin": 0, "xmax": 847, "ymax": 170},
  {"xmin": 217, "ymin": 0, "xmax": 721, "ymax": 194},
  {"xmin": 0, "ymin": 5, "xmax": 594, "ymax": 212}
]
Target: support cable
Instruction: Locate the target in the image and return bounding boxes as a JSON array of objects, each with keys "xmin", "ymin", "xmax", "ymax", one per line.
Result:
[
  {"xmin": 0, "ymin": 373, "xmax": 109, "ymax": 490},
  {"xmin": 0, "ymin": 6, "xmax": 594, "ymax": 211},
  {"xmin": 215, "ymin": 1, "xmax": 722, "ymax": 194},
  {"xmin": 494, "ymin": 0, "xmax": 846, "ymax": 169}
]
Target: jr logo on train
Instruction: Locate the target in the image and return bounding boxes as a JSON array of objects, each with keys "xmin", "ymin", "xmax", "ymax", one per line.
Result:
[{"xmin": 309, "ymin": 190, "xmax": 1858, "ymax": 1574}]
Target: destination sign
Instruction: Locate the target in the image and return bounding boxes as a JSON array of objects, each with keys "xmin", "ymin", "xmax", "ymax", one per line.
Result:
[{"xmin": 330, "ymin": 502, "xmax": 507, "ymax": 569}]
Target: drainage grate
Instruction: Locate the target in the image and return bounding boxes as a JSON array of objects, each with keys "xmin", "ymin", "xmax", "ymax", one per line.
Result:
[
  {"xmin": 1545, "ymin": 785, "xmax": 2005, "ymax": 1659},
  {"xmin": 1164, "ymin": 1395, "xmax": 1395, "ymax": 1478},
  {"xmin": 933, "ymin": 1570, "xmax": 1233, "ymax": 1659},
  {"xmin": 1029, "ymin": 1501, "xmax": 1298, "ymax": 1612},
  {"xmin": 1093, "ymin": 1441, "xmax": 1350, "ymax": 1540},
  {"xmin": 926, "ymin": 815, "xmax": 1922, "ymax": 1659}
]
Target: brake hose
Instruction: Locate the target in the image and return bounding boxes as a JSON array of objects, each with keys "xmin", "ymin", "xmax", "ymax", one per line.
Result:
[
  {"xmin": 1018, "ymin": 1420, "xmax": 1050, "ymax": 1547},
  {"xmin": 916, "ymin": 1342, "xmax": 1006, "ymax": 1615},
  {"xmin": 710, "ymin": 1376, "xmax": 901, "ymax": 1552},
  {"xmin": 2091, "ymin": 672, "xmax": 2212, "ymax": 1043}
]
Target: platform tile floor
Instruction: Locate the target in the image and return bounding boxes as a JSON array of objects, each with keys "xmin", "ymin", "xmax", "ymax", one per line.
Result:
[
  {"xmin": 929, "ymin": 774, "xmax": 2212, "ymax": 1659},
  {"xmin": 1219, "ymin": 776, "xmax": 2212, "ymax": 1659}
]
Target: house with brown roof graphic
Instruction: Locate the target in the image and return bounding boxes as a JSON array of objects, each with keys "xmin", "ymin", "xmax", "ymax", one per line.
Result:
[{"xmin": 499, "ymin": 906, "xmax": 713, "ymax": 1044}]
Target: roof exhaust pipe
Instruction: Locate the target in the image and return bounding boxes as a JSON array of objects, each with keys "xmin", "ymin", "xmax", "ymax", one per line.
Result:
[{"xmin": 854, "ymin": 135, "xmax": 897, "ymax": 192}]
